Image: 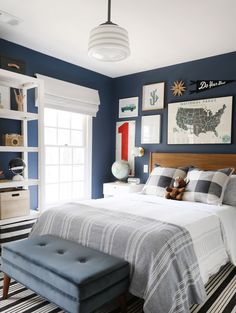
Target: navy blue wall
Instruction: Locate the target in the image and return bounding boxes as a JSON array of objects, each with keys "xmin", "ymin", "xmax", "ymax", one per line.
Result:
[
  {"xmin": 1, "ymin": 38, "xmax": 236, "ymax": 205},
  {"xmin": 112, "ymin": 52, "xmax": 236, "ymax": 183},
  {"xmin": 0, "ymin": 39, "xmax": 114, "ymax": 208}
]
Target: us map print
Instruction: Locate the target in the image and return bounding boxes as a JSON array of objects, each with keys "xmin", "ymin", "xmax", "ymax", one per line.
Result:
[{"xmin": 168, "ymin": 96, "xmax": 232, "ymax": 144}]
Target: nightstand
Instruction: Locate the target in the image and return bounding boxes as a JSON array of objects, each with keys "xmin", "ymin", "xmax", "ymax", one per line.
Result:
[{"xmin": 103, "ymin": 182, "xmax": 144, "ymax": 198}]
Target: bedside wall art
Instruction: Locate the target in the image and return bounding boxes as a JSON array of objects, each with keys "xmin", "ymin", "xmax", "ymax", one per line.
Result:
[
  {"xmin": 168, "ymin": 96, "xmax": 232, "ymax": 144},
  {"xmin": 116, "ymin": 120, "xmax": 136, "ymax": 175},
  {"xmin": 141, "ymin": 115, "xmax": 161, "ymax": 144},
  {"xmin": 0, "ymin": 86, "xmax": 10, "ymax": 110},
  {"xmin": 142, "ymin": 82, "xmax": 165, "ymax": 111},
  {"xmin": 118, "ymin": 97, "xmax": 138, "ymax": 118}
]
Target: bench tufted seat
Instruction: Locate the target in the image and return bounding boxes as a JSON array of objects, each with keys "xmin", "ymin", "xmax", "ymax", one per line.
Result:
[{"xmin": 1, "ymin": 235, "xmax": 130, "ymax": 313}]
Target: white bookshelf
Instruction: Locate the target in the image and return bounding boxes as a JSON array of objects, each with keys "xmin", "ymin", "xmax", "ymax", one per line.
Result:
[{"xmin": 0, "ymin": 68, "xmax": 44, "ymax": 212}]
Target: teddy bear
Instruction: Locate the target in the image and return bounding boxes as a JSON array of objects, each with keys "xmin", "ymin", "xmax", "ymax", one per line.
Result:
[{"xmin": 165, "ymin": 176, "xmax": 189, "ymax": 201}]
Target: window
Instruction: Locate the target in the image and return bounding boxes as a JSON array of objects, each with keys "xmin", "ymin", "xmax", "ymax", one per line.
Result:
[{"xmin": 44, "ymin": 108, "xmax": 91, "ymax": 207}]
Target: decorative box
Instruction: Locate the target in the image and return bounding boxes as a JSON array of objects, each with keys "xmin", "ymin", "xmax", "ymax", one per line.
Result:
[
  {"xmin": 0, "ymin": 56, "xmax": 26, "ymax": 74},
  {"xmin": 0, "ymin": 189, "xmax": 29, "ymax": 219}
]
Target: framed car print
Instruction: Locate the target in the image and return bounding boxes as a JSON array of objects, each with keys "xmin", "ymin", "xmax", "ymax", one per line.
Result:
[{"xmin": 119, "ymin": 97, "xmax": 139, "ymax": 118}]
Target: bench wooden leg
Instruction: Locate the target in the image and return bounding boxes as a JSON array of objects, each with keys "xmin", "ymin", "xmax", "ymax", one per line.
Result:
[
  {"xmin": 3, "ymin": 274, "xmax": 11, "ymax": 299},
  {"xmin": 118, "ymin": 293, "xmax": 127, "ymax": 313}
]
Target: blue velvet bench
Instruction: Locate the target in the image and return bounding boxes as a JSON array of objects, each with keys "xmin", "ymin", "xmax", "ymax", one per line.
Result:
[{"xmin": 1, "ymin": 235, "xmax": 130, "ymax": 313}]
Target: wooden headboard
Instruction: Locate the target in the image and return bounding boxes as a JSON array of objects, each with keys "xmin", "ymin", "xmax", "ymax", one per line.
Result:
[{"xmin": 149, "ymin": 152, "xmax": 236, "ymax": 173}]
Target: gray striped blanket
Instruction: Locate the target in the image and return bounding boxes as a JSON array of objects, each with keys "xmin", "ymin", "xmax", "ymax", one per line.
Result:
[{"xmin": 30, "ymin": 203, "xmax": 206, "ymax": 313}]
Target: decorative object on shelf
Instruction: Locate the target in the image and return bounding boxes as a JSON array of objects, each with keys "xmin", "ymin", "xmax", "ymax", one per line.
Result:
[
  {"xmin": 127, "ymin": 177, "xmax": 141, "ymax": 185},
  {"xmin": 14, "ymin": 89, "xmax": 24, "ymax": 111},
  {"xmin": 142, "ymin": 82, "xmax": 165, "ymax": 111},
  {"xmin": 116, "ymin": 120, "xmax": 135, "ymax": 175},
  {"xmin": 2, "ymin": 134, "xmax": 23, "ymax": 146},
  {"xmin": 8, "ymin": 158, "xmax": 26, "ymax": 181},
  {"xmin": 171, "ymin": 80, "xmax": 186, "ymax": 96},
  {"xmin": 141, "ymin": 115, "xmax": 161, "ymax": 144},
  {"xmin": 0, "ymin": 86, "xmax": 10, "ymax": 109},
  {"xmin": 88, "ymin": 0, "xmax": 130, "ymax": 62},
  {"xmin": 168, "ymin": 96, "xmax": 232, "ymax": 144},
  {"xmin": 0, "ymin": 56, "xmax": 26, "ymax": 74},
  {"xmin": 189, "ymin": 80, "xmax": 236, "ymax": 94},
  {"xmin": 111, "ymin": 160, "xmax": 130, "ymax": 181},
  {"xmin": 132, "ymin": 147, "xmax": 144, "ymax": 157},
  {"xmin": 0, "ymin": 170, "xmax": 4, "ymax": 180},
  {"xmin": 119, "ymin": 97, "xmax": 138, "ymax": 118}
]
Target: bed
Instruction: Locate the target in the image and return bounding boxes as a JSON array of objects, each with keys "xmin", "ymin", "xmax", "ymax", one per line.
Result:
[{"xmin": 31, "ymin": 152, "xmax": 236, "ymax": 313}]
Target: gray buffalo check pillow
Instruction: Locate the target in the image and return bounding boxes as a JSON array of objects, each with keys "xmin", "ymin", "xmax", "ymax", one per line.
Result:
[
  {"xmin": 183, "ymin": 167, "xmax": 234, "ymax": 205},
  {"xmin": 142, "ymin": 165, "xmax": 189, "ymax": 196}
]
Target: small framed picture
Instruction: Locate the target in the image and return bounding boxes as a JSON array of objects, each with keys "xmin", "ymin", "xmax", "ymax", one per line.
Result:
[
  {"xmin": 0, "ymin": 86, "xmax": 10, "ymax": 110},
  {"xmin": 119, "ymin": 97, "xmax": 138, "ymax": 118},
  {"xmin": 142, "ymin": 82, "xmax": 165, "ymax": 111},
  {"xmin": 141, "ymin": 115, "xmax": 161, "ymax": 144}
]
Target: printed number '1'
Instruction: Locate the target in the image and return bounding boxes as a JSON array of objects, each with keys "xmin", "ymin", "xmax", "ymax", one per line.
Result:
[{"xmin": 118, "ymin": 122, "xmax": 128, "ymax": 161}]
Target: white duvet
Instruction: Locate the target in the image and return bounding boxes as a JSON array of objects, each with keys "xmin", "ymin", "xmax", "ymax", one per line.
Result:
[{"xmin": 82, "ymin": 193, "xmax": 236, "ymax": 284}]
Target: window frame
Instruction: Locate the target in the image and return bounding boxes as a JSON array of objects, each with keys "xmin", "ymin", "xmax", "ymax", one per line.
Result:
[{"xmin": 42, "ymin": 107, "xmax": 92, "ymax": 209}]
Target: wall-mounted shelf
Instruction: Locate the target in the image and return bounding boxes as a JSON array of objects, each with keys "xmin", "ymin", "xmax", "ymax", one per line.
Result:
[
  {"xmin": 0, "ymin": 179, "xmax": 39, "ymax": 189},
  {"xmin": 0, "ymin": 146, "xmax": 39, "ymax": 152},
  {"xmin": 0, "ymin": 109, "xmax": 38, "ymax": 121}
]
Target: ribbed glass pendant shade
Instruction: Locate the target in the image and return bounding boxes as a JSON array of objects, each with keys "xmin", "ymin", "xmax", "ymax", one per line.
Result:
[{"xmin": 88, "ymin": 24, "xmax": 130, "ymax": 62}]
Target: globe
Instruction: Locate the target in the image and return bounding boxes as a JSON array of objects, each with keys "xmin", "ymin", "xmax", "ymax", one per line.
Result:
[{"xmin": 111, "ymin": 160, "xmax": 130, "ymax": 181}]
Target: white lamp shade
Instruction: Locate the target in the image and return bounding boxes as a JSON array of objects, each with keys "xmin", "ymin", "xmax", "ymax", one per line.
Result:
[{"xmin": 88, "ymin": 24, "xmax": 130, "ymax": 62}]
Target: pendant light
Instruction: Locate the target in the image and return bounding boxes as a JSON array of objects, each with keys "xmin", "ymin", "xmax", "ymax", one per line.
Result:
[{"xmin": 88, "ymin": 0, "xmax": 130, "ymax": 62}]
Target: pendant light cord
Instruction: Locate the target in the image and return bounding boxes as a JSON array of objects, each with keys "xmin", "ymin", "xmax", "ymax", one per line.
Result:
[
  {"xmin": 101, "ymin": 0, "xmax": 117, "ymax": 26},
  {"xmin": 107, "ymin": 0, "xmax": 111, "ymax": 23}
]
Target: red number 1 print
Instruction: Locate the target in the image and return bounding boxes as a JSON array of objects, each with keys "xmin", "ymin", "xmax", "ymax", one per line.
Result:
[{"xmin": 118, "ymin": 122, "xmax": 129, "ymax": 161}]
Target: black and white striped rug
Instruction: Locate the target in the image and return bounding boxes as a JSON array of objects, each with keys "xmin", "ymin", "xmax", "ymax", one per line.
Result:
[{"xmin": 0, "ymin": 263, "xmax": 236, "ymax": 313}]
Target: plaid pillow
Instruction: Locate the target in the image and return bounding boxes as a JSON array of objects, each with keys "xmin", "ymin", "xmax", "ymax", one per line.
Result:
[
  {"xmin": 183, "ymin": 168, "xmax": 234, "ymax": 205},
  {"xmin": 142, "ymin": 166, "xmax": 189, "ymax": 196},
  {"xmin": 223, "ymin": 175, "xmax": 236, "ymax": 206}
]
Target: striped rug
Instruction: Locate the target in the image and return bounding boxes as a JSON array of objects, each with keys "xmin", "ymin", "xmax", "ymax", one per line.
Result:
[{"xmin": 0, "ymin": 263, "xmax": 235, "ymax": 313}]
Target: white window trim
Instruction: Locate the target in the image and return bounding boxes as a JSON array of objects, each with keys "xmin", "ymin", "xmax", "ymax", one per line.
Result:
[
  {"xmin": 43, "ymin": 108, "xmax": 93, "ymax": 208},
  {"xmin": 86, "ymin": 116, "xmax": 92, "ymax": 199}
]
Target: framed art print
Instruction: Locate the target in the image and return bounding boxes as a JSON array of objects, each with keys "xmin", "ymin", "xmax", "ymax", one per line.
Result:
[
  {"xmin": 116, "ymin": 120, "xmax": 136, "ymax": 175},
  {"xmin": 141, "ymin": 115, "xmax": 161, "ymax": 144},
  {"xmin": 119, "ymin": 97, "xmax": 138, "ymax": 118},
  {"xmin": 168, "ymin": 96, "xmax": 232, "ymax": 144},
  {"xmin": 0, "ymin": 86, "xmax": 10, "ymax": 110},
  {"xmin": 142, "ymin": 82, "xmax": 164, "ymax": 111}
]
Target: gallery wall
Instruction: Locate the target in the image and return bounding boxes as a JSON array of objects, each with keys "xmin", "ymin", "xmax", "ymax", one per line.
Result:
[
  {"xmin": 112, "ymin": 52, "xmax": 236, "ymax": 183},
  {"xmin": 0, "ymin": 39, "xmax": 114, "ymax": 207}
]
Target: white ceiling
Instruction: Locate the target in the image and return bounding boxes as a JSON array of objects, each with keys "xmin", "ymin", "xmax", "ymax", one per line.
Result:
[{"xmin": 0, "ymin": 0, "xmax": 235, "ymax": 78}]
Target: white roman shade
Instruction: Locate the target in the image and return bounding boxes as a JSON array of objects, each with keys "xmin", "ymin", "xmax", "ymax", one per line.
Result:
[{"xmin": 36, "ymin": 74, "xmax": 100, "ymax": 117}]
